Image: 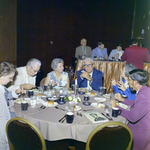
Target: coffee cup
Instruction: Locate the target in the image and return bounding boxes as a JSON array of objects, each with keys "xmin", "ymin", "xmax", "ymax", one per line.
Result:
[
  {"xmin": 59, "ymin": 96, "xmax": 64, "ymax": 102},
  {"xmin": 112, "ymin": 107, "xmax": 122, "ymax": 117},
  {"xmin": 21, "ymin": 101, "xmax": 28, "ymax": 111},
  {"xmin": 43, "ymin": 85, "xmax": 48, "ymax": 91},
  {"xmin": 66, "ymin": 112, "xmax": 74, "ymax": 123},
  {"xmin": 27, "ymin": 90, "xmax": 33, "ymax": 97},
  {"xmin": 84, "ymin": 95, "xmax": 90, "ymax": 101}
]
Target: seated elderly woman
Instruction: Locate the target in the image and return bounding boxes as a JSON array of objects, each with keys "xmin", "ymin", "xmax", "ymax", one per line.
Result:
[
  {"xmin": 44, "ymin": 58, "xmax": 69, "ymax": 88},
  {"xmin": 111, "ymin": 63, "xmax": 136, "ymax": 100},
  {"xmin": 0, "ymin": 62, "xmax": 23, "ymax": 150}
]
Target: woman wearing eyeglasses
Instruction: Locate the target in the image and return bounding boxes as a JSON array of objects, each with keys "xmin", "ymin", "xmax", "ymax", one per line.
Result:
[
  {"xmin": 0, "ymin": 62, "xmax": 24, "ymax": 150},
  {"xmin": 45, "ymin": 58, "xmax": 69, "ymax": 88}
]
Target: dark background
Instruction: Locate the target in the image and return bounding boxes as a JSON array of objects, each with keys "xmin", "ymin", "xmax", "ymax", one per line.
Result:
[{"xmin": 17, "ymin": 0, "xmax": 135, "ymax": 76}]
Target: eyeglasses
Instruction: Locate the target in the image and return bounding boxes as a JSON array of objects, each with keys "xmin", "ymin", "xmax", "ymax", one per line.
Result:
[
  {"xmin": 84, "ymin": 64, "xmax": 93, "ymax": 67},
  {"xmin": 30, "ymin": 66, "xmax": 40, "ymax": 73}
]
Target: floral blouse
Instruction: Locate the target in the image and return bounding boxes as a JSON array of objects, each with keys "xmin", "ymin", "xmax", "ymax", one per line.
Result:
[{"xmin": 47, "ymin": 71, "xmax": 68, "ymax": 87}]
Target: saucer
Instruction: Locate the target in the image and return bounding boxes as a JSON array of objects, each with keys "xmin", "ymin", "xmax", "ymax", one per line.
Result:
[
  {"xmin": 78, "ymin": 91, "xmax": 85, "ymax": 95},
  {"xmin": 57, "ymin": 100, "xmax": 66, "ymax": 105},
  {"xmin": 83, "ymin": 101, "xmax": 91, "ymax": 106}
]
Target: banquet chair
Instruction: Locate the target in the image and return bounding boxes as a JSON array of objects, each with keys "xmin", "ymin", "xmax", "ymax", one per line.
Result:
[
  {"xmin": 6, "ymin": 117, "xmax": 47, "ymax": 150},
  {"xmin": 86, "ymin": 121, "xmax": 132, "ymax": 150}
]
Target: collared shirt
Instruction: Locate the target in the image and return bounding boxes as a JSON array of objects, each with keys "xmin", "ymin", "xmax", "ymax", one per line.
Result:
[
  {"xmin": 7, "ymin": 66, "xmax": 36, "ymax": 91},
  {"xmin": 91, "ymin": 47, "xmax": 108, "ymax": 58},
  {"xmin": 108, "ymin": 49, "xmax": 124, "ymax": 60}
]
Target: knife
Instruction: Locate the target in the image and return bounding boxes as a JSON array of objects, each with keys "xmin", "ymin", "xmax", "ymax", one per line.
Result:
[
  {"xmin": 101, "ymin": 113, "xmax": 113, "ymax": 121},
  {"xmin": 59, "ymin": 114, "xmax": 67, "ymax": 122}
]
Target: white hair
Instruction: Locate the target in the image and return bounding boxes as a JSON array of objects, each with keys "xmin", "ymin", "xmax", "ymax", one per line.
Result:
[
  {"xmin": 26, "ymin": 58, "xmax": 41, "ymax": 67},
  {"xmin": 84, "ymin": 58, "xmax": 94, "ymax": 64}
]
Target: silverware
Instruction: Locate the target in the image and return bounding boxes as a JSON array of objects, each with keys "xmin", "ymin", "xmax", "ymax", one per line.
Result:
[
  {"xmin": 101, "ymin": 113, "xmax": 113, "ymax": 121},
  {"xmin": 83, "ymin": 109, "xmax": 93, "ymax": 112},
  {"xmin": 55, "ymin": 106, "xmax": 65, "ymax": 111},
  {"xmin": 59, "ymin": 115, "xmax": 67, "ymax": 122},
  {"xmin": 61, "ymin": 118, "xmax": 66, "ymax": 123}
]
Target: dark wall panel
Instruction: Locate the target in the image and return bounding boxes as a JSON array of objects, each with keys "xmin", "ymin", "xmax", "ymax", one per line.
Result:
[{"xmin": 17, "ymin": 0, "xmax": 134, "ymax": 75}]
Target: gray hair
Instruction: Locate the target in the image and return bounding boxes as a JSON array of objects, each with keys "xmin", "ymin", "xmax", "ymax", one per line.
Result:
[
  {"xmin": 0, "ymin": 62, "xmax": 16, "ymax": 77},
  {"xmin": 124, "ymin": 63, "xmax": 137, "ymax": 77},
  {"xmin": 26, "ymin": 58, "xmax": 41, "ymax": 67},
  {"xmin": 51, "ymin": 58, "xmax": 64, "ymax": 70},
  {"xmin": 129, "ymin": 69, "xmax": 149, "ymax": 86},
  {"xmin": 84, "ymin": 58, "xmax": 94, "ymax": 64}
]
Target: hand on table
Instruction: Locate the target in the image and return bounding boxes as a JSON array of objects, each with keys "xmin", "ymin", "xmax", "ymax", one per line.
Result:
[
  {"xmin": 110, "ymin": 100, "xmax": 117, "ymax": 108},
  {"xmin": 114, "ymin": 53, "xmax": 119, "ymax": 58},
  {"xmin": 114, "ymin": 93, "xmax": 124, "ymax": 102},
  {"xmin": 51, "ymin": 80, "xmax": 57, "ymax": 86},
  {"xmin": 117, "ymin": 81, "xmax": 126, "ymax": 91},
  {"xmin": 15, "ymin": 88, "xmax": 24, "ymax": 94}
]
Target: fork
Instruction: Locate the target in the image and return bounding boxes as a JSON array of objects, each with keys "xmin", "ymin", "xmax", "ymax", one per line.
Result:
[
  {"xmin": 55, "ymin": 106, "xmax": 65, "ymax": 111},
  {"xmin": 83, "ymin": 109, "xmax": 93, "ymax": 112}
]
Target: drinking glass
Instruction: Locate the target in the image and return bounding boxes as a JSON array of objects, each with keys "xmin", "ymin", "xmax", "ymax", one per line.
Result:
[
  {"xmin": 30, "ymin": 96, "xmax": 37, "ymax": 108},
  {"xmin": 99, "ymin": 86, "xmax": 103, "ymax": 96}
]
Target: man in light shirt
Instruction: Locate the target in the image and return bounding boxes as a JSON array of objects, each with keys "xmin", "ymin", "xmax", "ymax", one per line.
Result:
[
  {"xmin": 108, "ymin": 43, "xmax": 124, "ymax": 60},
  {"xmin": 77, "ymin": 58, "xmax": 103, "ymax": 91},
  {"xmin": 7, "ymin": 58, "xmax": 41, "ymax": 91}
]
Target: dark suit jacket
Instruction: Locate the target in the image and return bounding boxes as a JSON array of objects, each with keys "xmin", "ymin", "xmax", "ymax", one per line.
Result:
[
  {"xmin": 75, "ymin": 46, "xmax": 92, "ymax": 59},
  {"xmin": 121, "ymin": 45, "xmax": 150, "ymax": 69},
  {"xmin": 77, "ymin": 68, "xmax": 103, "ymax": 91}
]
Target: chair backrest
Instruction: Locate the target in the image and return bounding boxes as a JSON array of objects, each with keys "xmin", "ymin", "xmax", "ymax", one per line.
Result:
[
  {"xmin": 6, "ymin": 117, "xmax": 47, "ymax": 150},
  {"xmin": 86, "ymin": 121, "xmax": 132, "ymax": 150}
]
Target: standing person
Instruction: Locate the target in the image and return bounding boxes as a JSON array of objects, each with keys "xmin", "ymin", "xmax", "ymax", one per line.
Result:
[
  {"xmin": 108, "ymin": 43, "xmax": 124, "ymax": 60},
  {"xmin": 77, "ymin": 58, "xmax": 103, "ymax": 91},
  {"xmin": 75, "ymin": 38, "xmax": 92, "ymax": 59},
  {"xmin": 0, "ymin": 62, "xmax": 23, "ymax": 150},
  {"xmin": 44, "ymin": 58, "xmax": 69, "ymax": 88},
  {"xmin": 111, "ymin": 69, "xmax": 150, "ymax": 150},
  {"xmin": 121, "ymin": 39, "xmax": 150, "ymax": 69},
  {"xmin": 91, "ymin": 41, "xmax": 108, "ymax": 59},
  {"xmin": 7, "ymin": 58, "xmax": 41, "ymax": 91}
]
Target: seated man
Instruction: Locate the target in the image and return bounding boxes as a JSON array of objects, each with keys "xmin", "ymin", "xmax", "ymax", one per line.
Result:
[
  {"xmin": 110, "ymin": 69, "xmax": 150, "ymax": 150},
  {"xmin": 7, "ymin": 58, "xmax": 41, "ymax": 91},
  {"xmin": 108, "ymin": 43, "xmax": 124, "ymax": 60},
  {"xmin": 77, "ymin": 58, "xmax": 103, "ymax": 91},
  {"xmin": 75, "ymin": 38, "xmax": 92, "ymax": 60},
  {"xmin": 91, "ymin": 41, "xmax": 108, "ymax": 59}
]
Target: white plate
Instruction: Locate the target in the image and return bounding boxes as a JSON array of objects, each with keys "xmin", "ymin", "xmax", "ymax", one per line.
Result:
[
  {"xmin": 68, "ymin": 90, "xmax": 74, "ymax": 93},
  {"xmin": 47, "ymin": 97, "xmax": 58, "ymax": 101},
  {"xmin": 103, "ymin": 94, "xmax": 110, "ymax": 98},
  {"xmin": 91, "ymin": 103, "xmax": 105, "ymax": 108},
  {"xmin": 116, "ymin": 103, "xmax": 128, "ymax": 109},
  {"xmin": 66, "ymin": 105, "xmax": 81, "ymax": 111},
  {"xmin": 86, "ymin": 92, "xmax": 97, "ymax": 96},
  {"xmin": 43, "ymin": 102, "xmax": 58, "ymax": 107},
  {"xmin": 15, "ymin": 98, "xmax": 30, "ymax": 104},
  {"xmin": 94, "ymin": 97, "xmax": 106, "ymax": 102},
  {"xmin": 54, "ymin": 86, "xmax": 63, "ymax": 90}
]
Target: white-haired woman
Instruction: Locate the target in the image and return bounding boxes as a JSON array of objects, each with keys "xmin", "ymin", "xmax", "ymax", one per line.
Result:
[
  {"xmin": 0, "ymin": 62, "xmax": 23, "ymax": 150},
  {"xmin": 45, "ymin": 58, "xmax": 69, "ymax": 88}
]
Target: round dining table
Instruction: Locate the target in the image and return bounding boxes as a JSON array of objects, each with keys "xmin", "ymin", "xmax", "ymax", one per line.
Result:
[{"xmin": 14, "ymin": 89, "xmax": 127, "ymax": 143}]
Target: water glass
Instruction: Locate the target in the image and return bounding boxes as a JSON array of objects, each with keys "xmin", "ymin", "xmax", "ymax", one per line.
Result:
[
  {"xmin": 99, "ymin": 86, "xmax": 103, "ymax": 96},
  {"xmin": 30, "ymin": 96, "xmax": 37, "ymax": 108}
]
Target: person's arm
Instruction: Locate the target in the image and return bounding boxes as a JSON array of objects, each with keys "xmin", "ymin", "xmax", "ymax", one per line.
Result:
[
  {"xmin": 116, "ymin": 96, "xmax": 149, "ymax": 123},
  {"xmin": 121, "ymin": 49, "xmax": 127, "ymax": 61},
  {"xmin": 108, "ymin": 51, "xmax": 113, "ymax": 60},
  {"xmin": 66, "ymin": 74, "xmax": 70, "ymax": 88},
  {"xmin": 91, "ymin": 49, "xmax": 96, "ymax": 58},
  {"xmin": 77, "ymin": 70, "xmax": 84, "ymax": 86},
  {"xmin": 75, "ymin": 48, "xmax": 78, "ymax": 59},
  {"xmin": 123, "ymin": 88, "xmax": 136, "ymax": 100},
  {"xmin": 144, "ymin": 48, "xmax": 150, "ymax": 62}
]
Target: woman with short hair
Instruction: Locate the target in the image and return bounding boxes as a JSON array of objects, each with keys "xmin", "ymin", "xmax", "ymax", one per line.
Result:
[
  {"xmin": 45, "ymin": 58, "xmax": 69, "ymax": 88},
  {"xmin": 111, "ymin": 63, "xmax": 137, "ymax": 100},
  {"xmin": 0, "ymin": 62, "xmax": 23, "ymax": 150}
]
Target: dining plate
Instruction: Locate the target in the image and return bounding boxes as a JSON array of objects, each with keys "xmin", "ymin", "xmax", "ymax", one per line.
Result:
[
  {"xmin": 66, "ymin": 105, "xmax": 81, "ymax": 111},
  {"xmin": 46, "ymin": 97, "xmax": 58, "ymax": 101},
  {"xmin": 94, "ymin": 97, "xmax": 106, "ymax": 102},
  {"xmin": 14, "ymin": 98, "xmax": 30, "ymax": 104},
  {"xmin": 43, "ymin": 102, "xmax": 58, "ymax": 107},
  {"xmin": 116, "ymin": 103, "xmax": 128, "ymax": 109},
  {"xmin": 54, "ymin": 86, "xmax": 63, "ymax": 90},
  {"xmin": 91, "ymin": 103, "xmax": 105, "ymax": 108},
  {"xmin": 86, "ymin": 92, "xmax": 97, "ymax": 96},
  {"xmin": 103, "ymin": 94, "xmax": 110, "ymax": 98}
]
